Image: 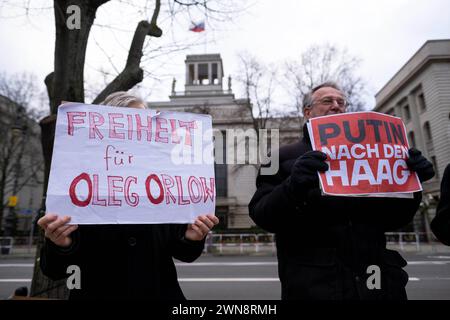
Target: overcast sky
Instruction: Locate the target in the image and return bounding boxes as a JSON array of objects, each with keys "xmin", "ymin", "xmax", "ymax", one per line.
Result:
[{"xmin": 1, "ymin": 0, "xmax": 450, "ymax": 111}]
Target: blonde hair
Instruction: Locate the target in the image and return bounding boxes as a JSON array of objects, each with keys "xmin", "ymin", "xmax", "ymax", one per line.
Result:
[{"xmin": 100, "ymin": 91, "xmax": 146, "ymax": 108}]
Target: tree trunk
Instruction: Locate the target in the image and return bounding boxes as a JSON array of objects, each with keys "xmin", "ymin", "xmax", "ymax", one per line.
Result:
[
  {"xmin": 30, "ymin": 0, "xmax": 106, "ymax": 299},
  {"xmin": 30, "ymin": 115, "xmax": 69, "ymax": 298},
  {"xmin": 31, "ymin": 0, "xmax": 161, "ymax": 299},
  {"xmin": 50, "ymin": 0, "xmax": 103, "ymax": 112},
  {"xmin": 29, "ymin": 228, "xmax": 68, "ymax": 299}
]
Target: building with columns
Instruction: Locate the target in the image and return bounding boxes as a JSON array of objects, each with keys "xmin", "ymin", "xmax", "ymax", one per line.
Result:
[
  {"xmin": 149, "ymin": 54, "xmax": 301, "ymax": 229},
  {"xmin": 374, "ymin": 39, "xmax": 450, "ymax": 238}
]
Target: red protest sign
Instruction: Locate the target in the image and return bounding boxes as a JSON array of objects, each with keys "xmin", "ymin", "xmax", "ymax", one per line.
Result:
[{"xmin": 307, "ymin": 112, "xmax": 422, "ymax": 196}]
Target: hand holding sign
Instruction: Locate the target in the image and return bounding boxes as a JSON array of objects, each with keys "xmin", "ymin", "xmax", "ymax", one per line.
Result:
[
  {"xmin": 185, "ymin": 214, "xmax": 219, "ymax": 241},
  {"xmin": 289, "ymin": 151, "xmax": 329, "ymax": 200},
  {"xmin": 406, "ymin": 148, "xmax": 435, "ymax": 182},
  {"xmin": 37, "ymin": 214, "xmax": 78, "ymax": 248},
  {"xmin": 38, "ymin": 212, "xmax": 217, "ymax": 247}
]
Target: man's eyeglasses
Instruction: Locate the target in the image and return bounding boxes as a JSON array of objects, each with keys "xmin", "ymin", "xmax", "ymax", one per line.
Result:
[{"xmin": 312, "ymin": 97, "xmax": 347, "ymax": 108}]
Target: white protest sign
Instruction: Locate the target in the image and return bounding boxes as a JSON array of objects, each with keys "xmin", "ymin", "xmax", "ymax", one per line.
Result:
[{"xmin": 46, "ymin": 103, "xmax": 216, "ymax": 224}]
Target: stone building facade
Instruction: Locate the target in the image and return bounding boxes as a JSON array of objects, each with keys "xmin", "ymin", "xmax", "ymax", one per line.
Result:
[{"xmin": 374, "ymin": 39, "xmax": 450, "ymax": 237}]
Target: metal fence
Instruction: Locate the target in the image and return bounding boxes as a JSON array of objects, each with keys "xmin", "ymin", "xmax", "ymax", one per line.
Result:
[
  {"xmin": 0, "ymin": 236, "xmax": 37, "ymax": 255},
  {"xmin": 0, "ymin": 237, "xmax": 14, "ymax": 254},
  {"xmin": 204, "ymin": 232, "xmax": 427, "ymax": 254},
  {"xmin": 0, "ymin": 232, "xmax": 432, "ymax": 256},
  {"xmin": 385, "ymin": 232, "xmax": 422, "ymax": 251},
  {"xmin": 204, "ymin": 233, "xmax": 276, "ymax": 254}
]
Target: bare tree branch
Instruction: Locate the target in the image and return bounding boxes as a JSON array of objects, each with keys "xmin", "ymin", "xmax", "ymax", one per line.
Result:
[
  {"xmin": 91, "ymin": 0, "xmax": 163, "ymax": 104},
  {"xmin": 235, "ymin": 52, "xmax": 279, "ymax": 138},
  {"xmin": 0, "ymin": 72, "xmax": 44, "ymax": 232},
  {"xmin": 284, "ymin": 44, "xmax": 368, "ymax": 114}
]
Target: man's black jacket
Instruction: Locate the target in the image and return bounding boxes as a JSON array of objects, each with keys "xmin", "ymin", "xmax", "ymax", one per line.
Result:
[
  {"xmin": 40, "ymin": 224, "xmax": 204, "ymax": 300},
  {"xmin": 249, "ymin": 124, "xmax": 422, "ymax": 300}
]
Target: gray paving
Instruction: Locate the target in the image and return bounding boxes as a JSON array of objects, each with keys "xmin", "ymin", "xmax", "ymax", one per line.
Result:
[{"xmin": 1, "ymin": 253, "xmax": 450, "ymax": 300}]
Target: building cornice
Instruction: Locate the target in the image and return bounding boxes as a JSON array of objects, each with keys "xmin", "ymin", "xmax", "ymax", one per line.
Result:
[{"xmin": 375, "ymin": 40, "xmax": 450, "ymax": 110}]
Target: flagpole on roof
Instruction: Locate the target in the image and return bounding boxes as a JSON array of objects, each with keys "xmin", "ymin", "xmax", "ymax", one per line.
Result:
[
  {"xmin": 204, "ymin": 12, "xmax": 207, "ymax": 53},
  {"xmin": 204, "ymin": 24, "xmax": 207, "ymax": 53}
]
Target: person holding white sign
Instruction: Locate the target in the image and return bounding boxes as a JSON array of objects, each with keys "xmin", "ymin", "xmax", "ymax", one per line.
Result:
[
  {"xmin": 38, "ymin": 91, "xmax": 219, "ymax": 300},
  {"xmin": 249, "ymin": 82, "xmax": 435, "ymax": 300}
]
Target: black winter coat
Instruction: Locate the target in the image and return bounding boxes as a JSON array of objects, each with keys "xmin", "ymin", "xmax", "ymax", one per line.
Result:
[
  {"xmin": 40, "ymin": 223, "xmax": 204, "ymax": 300},
  {"xmin": 431, "ymin": 164, "xmax": 450, "ymax": 245},
  {"xmin": 249, "ymin": 124, "xmax": 422, "ymax": 300}
]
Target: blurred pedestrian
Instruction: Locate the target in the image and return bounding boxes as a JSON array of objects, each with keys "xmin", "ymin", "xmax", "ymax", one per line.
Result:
[{"xmin": 431, "ymin": 164, "xmax": 450, "ymax": 245}]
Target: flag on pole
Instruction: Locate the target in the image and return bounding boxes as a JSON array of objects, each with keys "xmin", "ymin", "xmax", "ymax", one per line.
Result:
[{"xmin": 189, "ymin": 21, "xmax": 205, "ymax": 32}]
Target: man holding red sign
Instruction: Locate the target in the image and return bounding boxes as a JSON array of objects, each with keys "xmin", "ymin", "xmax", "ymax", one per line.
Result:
[{"xmin": 249, "ymin": 82, "xmax": 434, "ymax": 300}]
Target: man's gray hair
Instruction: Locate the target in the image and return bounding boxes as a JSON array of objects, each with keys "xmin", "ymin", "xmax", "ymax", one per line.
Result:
[
  {"xmin": 100, "ymin": 91, "xmax": 146, "ymax": 108},
  {"xmin": 302, "ymin": 81, "xmax": 345, "ymax": 112}
]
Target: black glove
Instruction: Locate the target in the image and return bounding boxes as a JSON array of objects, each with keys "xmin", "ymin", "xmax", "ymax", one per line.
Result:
[
  {"xmin": 406, "ymin": 147, "xmax": 435, "ymax": 182},
  {"xmin": 288, "ymin": 151, "xmax": 329, "ymax": 200}
]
